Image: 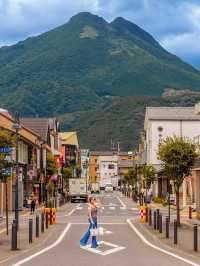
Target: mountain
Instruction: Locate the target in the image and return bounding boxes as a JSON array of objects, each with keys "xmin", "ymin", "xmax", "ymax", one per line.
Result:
[{"xmin": 0, "ymin": 12, "xmax": 200, "ymax": 149}]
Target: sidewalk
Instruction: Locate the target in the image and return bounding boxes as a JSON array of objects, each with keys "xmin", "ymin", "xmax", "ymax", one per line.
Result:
[
  {"xmin": 123, "ymin": 194, "xmax": 200, "ymax": 259},
  {"xmin": 0, "ymin": 202, "xmax": 71, "ymax": 264}
]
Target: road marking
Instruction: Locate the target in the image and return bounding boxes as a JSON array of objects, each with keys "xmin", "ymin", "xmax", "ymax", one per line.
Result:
[
  {"xmin": 81, "ymin": 241, "xmax": 125, "ymax": 256},
  {"xmin": 12, "ymin": 223, "xmax": 72, "ymax": 266},
  {"xmin": 116, "ymin": 196, "xmax": 126, "ymax": 208},
  {"xmin": 76, "ymin": 206, "xmax": 83, "ymax": 210},
  {"xmin": 65, "ymin": 204, "xmax": 81, "ymax": 216},
  {"xmin": 71, "ymin": 222, "xmax": 127, "ymax": 225},
  {"xmin": 120, "ymin": 207, "xmax": 127, "ymax": 210},
  {"xmin": 127, "ymin": 219, "xmax": 199, "ymax": 266},
  {"xmin": 109, "ymin": 207, "xmax": 115, "ymax": 210},
  {"xmin": 130, "ymin": 208, "xmax": 138, "ymax": 211}
]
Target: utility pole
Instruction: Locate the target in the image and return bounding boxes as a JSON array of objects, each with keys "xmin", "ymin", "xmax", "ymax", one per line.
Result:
[{"xmin": 13, "ymin": 112, "xmax": 21, "ymax": 231}]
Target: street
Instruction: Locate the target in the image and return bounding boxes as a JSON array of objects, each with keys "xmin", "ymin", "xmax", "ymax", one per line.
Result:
[{"xmin": 3, "ymin": 192, "xmax": 199, "ymax": 266}]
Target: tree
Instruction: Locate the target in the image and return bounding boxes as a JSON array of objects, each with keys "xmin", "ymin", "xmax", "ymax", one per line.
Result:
[
  {"xmin": 123, "ymin": 169, "xmax": 137, "ymax": 187},
  {"xmin": 141, "ymin": 164, "xmax": 156, "ymax": 204},
  {"xmin": 46, "ymin": 153, "xmax": 57, "ymax": 176},
  {"xmin": 158, "ymin": 136, "xmax": 197, "ymax": 225},
  {"xmin": 62, "ymin": 167, "xmax": 72, "ymax": 186}
]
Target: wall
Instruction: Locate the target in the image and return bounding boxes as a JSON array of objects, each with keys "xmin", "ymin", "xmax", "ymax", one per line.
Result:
[{"xmin": 147, "ymin": 120, "xmax": 200, "ymax": 166}]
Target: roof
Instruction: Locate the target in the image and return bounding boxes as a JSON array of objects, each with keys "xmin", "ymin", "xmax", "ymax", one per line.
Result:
[
  {"xmin": 21, "ymin": 118, "xmax": 49, "ymax": 141},
  {"xmin": 60, "ymin": 132, "xmax": 79, "ymax": 147},
  {"xmin": 90, "ymin": 151, "xmax": 129, "ymax": 156},
  {"xmin": 118, "ymin": 160, "xmax": 135, "ymax": 168},
  {"xmin": 146, "ymin": 107, "xmax": 200, "ymax": 121}
]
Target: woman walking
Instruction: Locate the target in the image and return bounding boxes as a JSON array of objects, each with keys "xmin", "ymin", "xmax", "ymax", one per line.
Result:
[{"xmin": 80, "ymin": 197, "xmax": 99, "ymax": 248}]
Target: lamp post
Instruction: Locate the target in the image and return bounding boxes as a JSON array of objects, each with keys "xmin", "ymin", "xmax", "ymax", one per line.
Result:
[{"xmin": 13, "ymin": 112, "xmax": 21, "ymax": 231}]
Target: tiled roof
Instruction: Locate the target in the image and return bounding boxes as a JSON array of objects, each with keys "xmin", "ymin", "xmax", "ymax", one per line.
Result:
[
  {"xmin": 21, "ymin": 118, "xmax": 49, "ymax": 141},
  {"xmin": 146, "ymin": 107, "xmax": 200, "ymax": 121},
  {"xmin": 90, "ymin": 151, "xmax": 129, "ymax": 156}
]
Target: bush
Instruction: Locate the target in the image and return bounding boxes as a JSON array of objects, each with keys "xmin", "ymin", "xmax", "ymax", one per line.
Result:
[{"xmin": 152, "ymin": 196, "xmax": 165, "ymax": 204}]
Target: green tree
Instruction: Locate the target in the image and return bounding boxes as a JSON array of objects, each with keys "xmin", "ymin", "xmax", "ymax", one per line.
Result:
[
  {"xmin": 46, "ymin": 153, "xmax": 57, "ymax": 176},
  {"xmin": 141, "ymin": 164, "xmax": 156, "ymax": 205},
  {"xmin": 158, "ymin": 136, "xmax": 197, "ymax": 225},
  {"xmin": 62, "ymin": 167, "xmax": 73, "ymax": 186}
]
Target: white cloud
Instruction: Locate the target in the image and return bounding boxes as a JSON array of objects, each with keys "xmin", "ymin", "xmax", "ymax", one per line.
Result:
[{"xmin": 161, "ymin": 32, "xmax": 200, "ymax": 57}]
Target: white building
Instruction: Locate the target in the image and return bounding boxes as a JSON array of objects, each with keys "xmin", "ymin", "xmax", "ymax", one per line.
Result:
[
  {"xmin": 144, "ymin": 105, "xmax": 200, "ymax": 206},
  {"xmin": 96, "ymin": 155, "xmax": 119, "ymax": 188}
]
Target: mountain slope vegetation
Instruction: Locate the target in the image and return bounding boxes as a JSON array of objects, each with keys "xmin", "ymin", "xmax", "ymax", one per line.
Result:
[{"xmin": 0, "ymin": 12, "xmax": 200, "ymax": 149}]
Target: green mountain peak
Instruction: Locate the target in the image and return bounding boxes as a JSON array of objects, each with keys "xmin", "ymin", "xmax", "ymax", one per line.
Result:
[{"xmin": 0, "ymin": 12, "xmax": 200, "ymax": 149}]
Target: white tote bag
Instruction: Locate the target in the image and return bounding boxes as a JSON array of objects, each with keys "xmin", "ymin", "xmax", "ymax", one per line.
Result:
[{"xmin": 90, "ymin": 228, "xmax": 98, "ymax": 236}]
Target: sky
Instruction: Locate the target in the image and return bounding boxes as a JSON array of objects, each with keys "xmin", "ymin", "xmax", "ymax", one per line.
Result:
[{"xmin": 0, "ymin": 0, "xmax": 200, "ymax": 69}]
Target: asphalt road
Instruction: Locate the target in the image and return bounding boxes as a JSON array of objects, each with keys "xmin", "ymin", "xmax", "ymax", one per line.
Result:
[{"xmin": 6, "ymin": 192, "xmax": 199, "ymax": 266}]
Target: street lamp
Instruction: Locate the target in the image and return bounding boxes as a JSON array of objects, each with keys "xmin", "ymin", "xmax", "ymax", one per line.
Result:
[{"xmin": 12, "ymin": 112, "xmax": 21, "ymax": 230}]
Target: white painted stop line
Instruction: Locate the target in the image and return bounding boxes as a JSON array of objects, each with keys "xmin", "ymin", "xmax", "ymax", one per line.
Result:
[{"xmin": 109, "ymin": 206, "xmax": 115, "ymax": 210}]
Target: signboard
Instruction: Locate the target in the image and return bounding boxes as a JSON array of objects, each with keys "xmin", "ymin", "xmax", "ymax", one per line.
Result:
[
  {"xmin": 0, "ymin": 147, "xmax": 12, "ymax": 154},
  {"xmin": 1, "ymin": 168, "xmax": 12, "ymax": 177}
]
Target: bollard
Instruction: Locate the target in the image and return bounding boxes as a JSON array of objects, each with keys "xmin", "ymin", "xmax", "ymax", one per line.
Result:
[
  {"xmin": 165, "ymin": 217, "xmax": 169, "ymax": 239},
  {"xmin": 159, "ymin": 214, "xmax": 162, "ymax": 234},
  {"xmin": 149, "ymin": 209, "xmax": 152, "ymax": 226},
  {"xmin": 41, "ymin": 212, "xmax": 45, "ymax": 233},
  {"xmin": 156, "ymin": 209, "xmax": 160, "ymax": 230},
  {"xmin": 11, "ymin": 220, "xmax": 17, "ymax": 250},
  {"xmin": 154, "ymin": 211, "xmax": 157, "ymax": 230},
  {"xmin": 46, "ymin": 211, "xmax": 48, "ymax": 229},
  {"xmin": 194, "ymin": 224, "xmax": 198, "ymax": 252},
  {"xmin": 36, "ymin": 214, "xmax": 39, "ymax": 238},
  {"xmin": 189, "ymin": 206, "xmax": 192, "ymax": 219},
  {"xmin": 29, "ymin": 219, "xmax": 33, "ymax": 244},
  {"xmin": 145, "ymin": 207, "xmax": 148, "ymax": 223},
  {"xmin": 174, "ymin": 220, "xmax": 178, "ymax": 245},
  {"xmin": 50, "ymin": 209, "xmax": 53, "ymax": 225}
]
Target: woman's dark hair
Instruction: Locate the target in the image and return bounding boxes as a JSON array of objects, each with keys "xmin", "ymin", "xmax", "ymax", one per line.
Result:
[{"xmin": 89, "ymin": 197, "xmax": 93, "ymax": 203}]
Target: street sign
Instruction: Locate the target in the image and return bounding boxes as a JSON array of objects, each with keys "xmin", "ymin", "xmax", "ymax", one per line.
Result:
[
  {"xmin": 0, "ymin": 147, "xmax": 12, "ymax": 154},
  {"xmin": 1, "ymin": 168, "xmax": 11, "ymax": 177}
]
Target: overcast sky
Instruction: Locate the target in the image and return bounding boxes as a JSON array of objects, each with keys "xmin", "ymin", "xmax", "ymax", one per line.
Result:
[{"xmin": 0, "ymin": 0, "xmax": 200, "ymax": 69}]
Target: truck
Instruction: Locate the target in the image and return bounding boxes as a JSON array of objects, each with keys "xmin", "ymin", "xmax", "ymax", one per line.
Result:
[{"xmin": 69, "ymin": 178, "xmax": 88, "ymax": 203}]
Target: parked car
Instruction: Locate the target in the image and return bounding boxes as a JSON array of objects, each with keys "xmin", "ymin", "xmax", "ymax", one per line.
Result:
[
  {"xmin": 91, "ymin": 183, "xmax": 100, "ymax": 194},
  {"xmin": 105, "ymin": 183, "xmax": 114, "ymax": 193}
]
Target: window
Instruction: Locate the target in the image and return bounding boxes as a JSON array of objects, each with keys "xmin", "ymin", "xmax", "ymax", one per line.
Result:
[
  {"xmin": 158, "ymin": 126, "xmax": 163, "ymax": 132},
  {"xmin": 108, "ymin": 164, "xmax": 115, "ymax": 169}
]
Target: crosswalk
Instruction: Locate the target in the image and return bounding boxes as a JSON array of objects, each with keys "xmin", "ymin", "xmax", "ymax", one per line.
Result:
[{"xmin": 75, "ymin": 205, "xmax": 138, "ymax": 212}]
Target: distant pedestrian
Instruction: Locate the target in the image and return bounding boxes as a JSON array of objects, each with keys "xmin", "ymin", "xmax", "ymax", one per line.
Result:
[
  {"xmin": 80, "ymin": 197, "xmax": 99, "ymax": 248},
  {"xmin": 30, "ymin": 198, "xmax": 36, "ymax": 214}
]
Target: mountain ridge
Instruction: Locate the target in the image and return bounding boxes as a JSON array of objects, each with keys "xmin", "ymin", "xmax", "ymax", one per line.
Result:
[{"xmin": 0, "ymin": 12, "xmax": 200, "ymax": 149}]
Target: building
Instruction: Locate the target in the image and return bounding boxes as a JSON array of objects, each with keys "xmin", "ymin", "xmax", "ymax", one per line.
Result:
[
  {"xmin": 0, "ymin": 111, "xmax": 47, "ymax": 212},
  {"xmin": 89, "ymin": 151, "xmax": 137, "ymax": 187},
  {"xmin": 21, "ymin": 118, "xmax": 61, "ymax": 203},
  {"xmin": 97, "ymin": 155, "xmax": 118, "ymax": 188},
  {"xmin": 144, "ymin": 105, "xmax": 200, "ymax": 206},
  {"xmin": 60, "ymin": 132, "xmax": 80, "ymax": 176}
]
